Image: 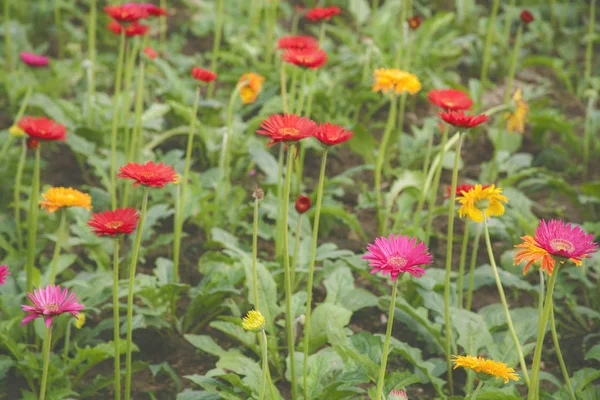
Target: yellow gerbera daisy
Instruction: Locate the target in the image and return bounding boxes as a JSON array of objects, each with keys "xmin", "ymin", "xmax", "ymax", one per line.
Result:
[
  {"xmin": 74, "ymin": 313, "xmax": 86, "ymax": 329},
  {"xmin": 8, "ymin": 125, "xmax": 25, "ymax": 137},
  {"xmin": 458, "ymin": 184, "xmax": 508, "ymax": 223},
  {"xmin": 241, "ymin": 309, "xmax": 265, "ymax": 332},
  {"xmin": 452, "ymin": 355, "xmax": 520, "ymax": 383},
  {"xmin": 238, "ymin": 72, "xmax": 265, "ymax": 104},
  {"xmin": 372, "ymin": 68, "xmax": 421, "ymax": 95},
  {"xmin": 40, "ymin": 187, "xmax": 92, "ymax": 213},
  {"xmin": 505, "ymin": 88, "xmax": 529, "ymax": 134}
]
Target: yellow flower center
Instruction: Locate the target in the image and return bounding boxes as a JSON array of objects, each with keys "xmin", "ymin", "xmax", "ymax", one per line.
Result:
[
  {"xmin": 140, "ymin": 172, "xmax": 156, "ymax": 179},
  {"xmin": 550, "ymin": 238, "xmax": 575, "ymax": 253},
  {"xmin": 45, "ymin": 304, "xmax": 59, "ymax": 313},
  {"xmin": 388, "ymin": 256, "xmax": 407, "ymax": 268},
  {"xmin": 106, "ymin": 221, "xmax": 124, "ymax": 229},
  {"xmin": 279, "ymin": 127, "xmax": 299, "ymax": 137}
]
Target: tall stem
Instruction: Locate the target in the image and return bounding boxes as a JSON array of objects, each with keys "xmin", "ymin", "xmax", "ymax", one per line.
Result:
[
  {"xmin": 110, "ymin": 30, "xmax": 126, "ymax": 209},
  {"xmin": 375, "ymin": 280, "xmax": 398, "ymax": 400},
  {"xmin": 550, "ymin": 303, "xmax": 576, "ymax": 400},
  {"xmin": 457, "ymin": 221, "xmax": 470, "ymax": 308},
  {"xmin": 375, "ymin": 96, "xmax": 398, "ymax": 236},
  {"xmin": 470, "ymin": 380, "xmax": 483, "ymax": 400},
  {"xmin": 413, "ymin": 127, "xmax": 435, "ymax": 228},
  {"xmin": 527, "ymin": 268, "xmax": 559, "ymax": 400},
  {"xmin": 124, "ymin": 188, "xmax": 149, "ymax": 400},
  {"xmin": 48, "ymin": 210, "xmax": 67, "ymax": 285},
  {"xmin": 479, "ymin": 0, "xmax": 501, "ymax": 104},
  {"xmin": 280, "ymin": 63, "xmax": 289, "ymax": 114},
  {"xmin": 424, "ymin": 129, "xmax": 449, "ymax": 246},
  {"xmin": 483, "ymin": 217, "xmax": 530, "ymax": 386},
  {"xmin": 39, "ymin": 326, "xmax": 53, "ymax": 400},
  {"xmin": 294, "ymin": 70, "xmax": 307, "ymax": 116},
  {"xmin": 26, "ymin": 145, "xmax": 41, "ymax": 294},
  {"xmin": 252, "ymin": 196, "xmax": 260, "ymax": 309},
  {"xmin": 466, "ymin": 225, "xmax": 482, "ymax": 310},
  {"xmin": 207, "ymin": 0, "xmax": 224, "ymax": 98},
  {"xmin": 502, "ymin": 0, "xmax": 516, "ymax": 46},
  {"xmin": 504, "ymin": 24, "xmax": 522, "ymax": 105},
  {"xmin": 259, "ymin": 330, "xmax": 269, "ymax": 400},
  {"xmin": 275, "ymin": 145, "xmax": 284, "ymax": 260},
  {"xmin": 15, "ymin": 140, "xmax": 27, "ymax": 251},
  {"xmin": 444, "ymin": 132, "xmax": 464, "ymax": 396},
  {"xmin": 291, "ymin": 216, "xmax": 302, "ymax": 290},
  {"xmin": 220, "ymin": 86, "xmax": 240, "ymax": 205},
  {"xmin": 113, "ymin": 239, "xmax": 122, "ymax": 400},
  {"xmin": 86, "ymin": 0, "xmax": 97, "ymax": 125},
  {"xmin": 584, "ymin": 0, "xmax": 596, "ymax": 88},
  {"xmin": 302, "ymin": 148, "xmax": 328, "ymax": 399}
]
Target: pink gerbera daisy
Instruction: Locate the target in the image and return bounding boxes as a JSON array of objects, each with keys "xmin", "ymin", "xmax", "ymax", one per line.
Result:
[
  {"xmin": 362, "ymin": 234, "xmax": 433, "ymax": 280},
  {"xmin": 22, "ymin": 285, "xmax": 85, "ymax": 328},
  {"xmin": 533, "ymin": 219, "xmax": 598, "ymax": 264},
  {"xmin": 0, "ymin": 265, "xmax": 10, "ymax": 284}
]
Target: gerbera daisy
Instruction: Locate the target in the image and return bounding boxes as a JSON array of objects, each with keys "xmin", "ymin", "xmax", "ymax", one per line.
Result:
[
  {"xmin": 104, "ymin": 4, "xmax": 149, "ymax": 22},
  {"xmin": 0, "ymin": 265, "xmax": 10, "ymax": 285},
  {"xmin": 191, "ymin": 67, "xmax": 217, "ymax": 82},
  {"xmin": 134, "ymin": 2, "xmax": 168, "ymax": 16},
  {"xmin": 372, "ymin": 68, "xmax": 421, "ymax": 95},
  {"xmin": 362, "ymin": 234, "xmax": 433, "ymax": 280},
  {"xmin": 408, "ymin": 15, "xmax": 422, "ymax": 30},
  {"xmin": 533, "ymin": 219, "xmax": 598, "ymax": 264},
  {"xmin": 108, "ymin": 20, "xmax": 150, "ymax": 37},
  {"xmin": 282, "ymin": 48, "xmax": 328, "ymax": 69},
  {"xmin": 20, "ymin": 52, "xmax": 49, "ymax": 67},
  {"xmin": 241, "ymin": 310, "xmax": 265, "ymax": 332},
  {"xmin": 314, "ymin": 123, "xmax": 354, "ymax": 145},
  {"xmin": 428, "ymin": 89, "xmax": 473, "ymax": 111},
  {"xmin": 8, "ymin": 125, "xmax": 25, "ymax": 137},
  {"xmin": 40, "ymin": 187, "xmax": 92, "ymax": 213},
  {"xmin": 237, "ymin": 72, "xmax": 265, "ymax": 104},
  {"xmin": 514, "ymin": 235, "xmax": 558, "ymax": 275},
  {"xmin": 256, "ymin": 113, "xmax": 318, "ymax": 146},
  {"xmin": 118, "ymin": 161, "xmax": 177, "ymax": 188},
  {"xmin": 520, "ymin": 10, "xmax": 534, "ymax": 24},
  {"xmin": 457, "ymin": 184, "xmax": 508, "ymax": 223},
  {"xmin": 88, "ymin": 208, "xmax": 140, "ymax": 237},
  {"xmin": 388, "ymin": 390, "xmax": 408, "ymax": 400},
  {"xmin": 295, "ymin": 196, "xmax": 311, "ymax": 214},
  {"xmin": 305, "ymin": 5, "xmax": 341, "ymax": 22},
  {"xmin": 505, "ymin": 88, "xmax": 528, "ymax": 134},
  {"xmin": 439, "ymin": 110, "xmax": 488, "ymax": 128},
  {"xmin": 19, "ymin": 116, "xmax": 66, "ymax": 141},
  {"xmin": 452, "ymin": 355, "xmax": 520, "ymax": 383},
  {"xmin": 22, "ymin": 284, "xmax": 84, "ymax": 328},
  {"xmin": 445, "ymin": 183, "xmax": 490, "ymax": 199},
  {"xmin": 277, "ymin": 35, "xmax": 319, "ymax": 51}
]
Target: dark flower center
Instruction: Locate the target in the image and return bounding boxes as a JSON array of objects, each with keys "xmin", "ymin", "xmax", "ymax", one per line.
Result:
[
  {"xmin": 388, "ymin": 256, "xmax": 407, "ymax": 268},
  {"xmin": 550, "ymin": 238, "xmax": 575, "ymax": 253}
]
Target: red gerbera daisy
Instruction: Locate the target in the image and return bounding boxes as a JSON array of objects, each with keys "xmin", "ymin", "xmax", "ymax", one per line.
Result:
[
  {"xmin": 104, "ymin": 4, "xmax": 149, "ymax": 22},
  {"xmin": 88, "ymin": 208, "xmax": 140, "ymax": 237},
  {"xmin": 108, "ymin": 20, "xmax": 150, "ymax": 36},
  {"xmin": 20, "ymin": 52, "xmax": 49, "ymax": 67},
  {"xmin": 520, "ymin": 10, "xmax": 534, "ymax": 24},
  {"xmin": 408, "ymin": 16, "xmax": 422, "ymax": 30},
  {"xmin": 18, "ymin": 116, "xmax": 66, "ymax": 141},
  {"xmin": 0, "ymin": 265, "xmax": 10, "ymax": 285},
  {"xmin": 295, "ymin": 196, "xmax": 311, "ymax": 214},
  {"xmin": 282, "ymin": 48, "xmax": 328, "ymax": 69},
  {"xmin": 439, "ymin": 110, "xmax": 488, "ymax": 128},
  {"xmin": 277, "ymin": 35, "xmax": 319, "ymax": 51},
  {"xmin": 314, "ymin": 123, "xmax": 354, "ymax": 145},
  {"xmin": 134, "ymin": 3, "xmax": 168, "ymax": 16},
  {"xmin": 191, "ymin": 67, "xmax": 217, "ymax": 82},
  {"xmin": 362, "ymin": 234, "xmax": 433, "ymax": 280},
  {"xmin": 445, "ymin": 183, "xmax": 491, "ymax": 199},
  {"xmin": 117, "ymin": 161, "xmax": 177, "ymax": 188},
  {"xmin": 305, "ymin": 6, "xmax": 341, "ymax": 22},
  {"xmin": 256, "ymin": 114, "xmax": 319, "ymax": 146},
  {"xmin": 428, "ymin": 89, "xmax": 473, "ymax": 111}
]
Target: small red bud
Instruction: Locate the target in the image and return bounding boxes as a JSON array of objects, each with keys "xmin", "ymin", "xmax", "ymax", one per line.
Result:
[
  {"xmin": 295, "ymin": 195, "xmax": 311, "ymax": 214},
  {"xmin": 520, "ymin": 10, "xmax": 534, "ymax": 24},
  {"xmin": 26, "ymin": 138, "xmax": 39, "ymax": 149}
]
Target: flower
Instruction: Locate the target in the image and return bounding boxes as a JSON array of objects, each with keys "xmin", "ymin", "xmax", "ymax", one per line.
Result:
[
  {"xmin": 445, "ymin": 183, "xmax": 490, "ymax": 199},
  {"xmin": 305, "ymin": 6, "xmax": 341, "ymax": 22},
  {"xmin": 40, "ymin": 187, "xmax": 92, "ymax": 213},
  {"xmin": 362, "ymin": 234, "xmax": 433, "ymax": 280},
  {"xmin": 514, "ymin": 235, "xmax": 557, "ymax": 275},
  {"xmin": 314, "ymin": 123, "xmax": 354, "ymax": 145},
  {"xmin": 277, "ymin": 35, "xmax": 319, "ymax": 51},
  {"xmin": 118, "ymin": 161, "xmax": 177, "ymax": 188},
  {"xmin": 173, "ymin": 173, "xmax": 182, "ymax": 185},
  {"xmin": 533, "ymin": 219, "xmax": 598, "ymax": 265},
  {"xmin": 88, "ymin": 208, "xmax": 140, "ymax": 237},
  {"xmin": 428, "ymin": 89, "xmax": 473, "ymax": 111},
  {"xmin": 439, "ymin": 110, "xmax": 488, "ymax": 128},
  {"xmin": 408, "ymin": 15, "xmax": 422, "ymax": 30},
  {"xmin": 26, "ymin": 138, "xmax": 39, "ymax": 149},
  {"xmin": 505, "ymin": 88, "xmax": 528, "ymax": 134},
  {"xmin": 295, "ymin": 196, "xmax": 311, "ymax": 214},
  {"xmin": 133, "ymin": 2, "xmax": 168, "ymax": 16},
  {"xmin": 191, "ymin": 67, "xmax": 217, "ymax": 82},
  {"xmin": 457, "ymin": 184, "xmax": 507, "ymax": 222},
  {"xmin": 20, "ymin": 52, "xmax": 49, "ymax": 67},
  {"xmin": 452, "ymin": 355, "xmax": 520, "ymax": 383},
  {"xmin": 0, "ymin": 265, "xmax": 10, "ymax": 285},
  {"xmin": 282, "ymin": 48, "xmax": 328, "ymax": 69},
  {"xmin": 388, "ymin": 390, "xmax": 408, "ymax": 400},
  {"xmin": 520, "ymin": 10, "xmax": 534, "ymax": 24},
  {"xmin": 74, "ymin": 313, "xmax": 86, "ymax": 329},
  {"xmin": 242, "ymin": 310, "xmax": 265, "ymax": 332},
  {"xmin": 22, "ymin": 285, "xmax": 84, "ymax": 328},
  {"xmin": 143, "ymin": 46, "xmax": 158, "ymax": 59},
  {"xmin": 256, "ymin": 114, "xmax": 319, "ymax": 146},
  {"xmin": 372, "ymin": 68, "xmax": 421, "ymax": 95},
  {"xmin": 104, "ymin": 4, "xmax": 149, "ymax": 22},
  {"xmin": 18, "ymin": 116, "xmax": 67, "ymax": 141},
  {"xmin": 108, "ymin": 20, "xmax": 150, "ymax": 37},
  {"xmin": 8, "ymin": 125, "xmax": 25, "ymax": 137},
  {"xmin": 238, "ymin": 72, "xmax": 265, "ymax": 104}
]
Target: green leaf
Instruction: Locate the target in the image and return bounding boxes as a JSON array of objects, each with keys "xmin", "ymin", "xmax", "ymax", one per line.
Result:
[
  {"xmin": 584, "ymin": 344, "xmax": 600, "ymax": 362},
  {"xmin": 309, "ymin": 303, "xmax": 352, "ymax": 350},
  {"xmin": 184, "ymin": 335, "xmax": 226, "ymax": 357},
  {"xmin": 348, "ymin": 0, "xmax": 371, "ymax": 25}
]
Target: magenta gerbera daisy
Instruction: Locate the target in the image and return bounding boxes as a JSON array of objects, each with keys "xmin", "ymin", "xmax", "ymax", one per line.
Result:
[
  {"xmin": 0, "ymin": 265, "xmax": 10, "ymax": 285},
  {"xmin": 533, "ymin": 219, "xmax": 598, "ymax": 264},
  {"xmin": 362, "ymin": 234, "xmax": 433, "ymax": 280},
  {"xmin": 22, "ymin": 284, "xmax": 85, "ymax": 328}
]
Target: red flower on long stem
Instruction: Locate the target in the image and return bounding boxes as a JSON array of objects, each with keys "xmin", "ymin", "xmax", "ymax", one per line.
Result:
[
  {"xmin": 191, "ymin": 67, "xmax": 217, "ymax": 82},
  {"xmin": 314, "ymin": 123, "xmax": 354, "ymax": 145},
  {"xmin": 439, "ymin": 110, "xmax": 488, "ymax": 128},
  {"xmin": 428, "ymin": 89, "xmax": 473, "ymax": 111},
  {"xmin": 305, "ymin": 6, "xmax": 341, "ymax": 22},
  {"xmin": 257, "ymin": 114, "xmax": 319, "ymax": 146},
  {"xmin": 118, "ymin": 161, "xmax": 177, "ymax": 188},
  {"xmin": 21, "ymin": 285, "xmax": 84, "ymax": 328},
  {"xmin": 108, "ymin": 20, "xmax": 150, "ymax": 36},
  {"xmin": 104, "ymin": 4, "xmax": 149, "ymax": 22},
  {"xmin": 18, "ymin": 116, "xmax": 66, "ymax": 141},
  {"xmin": 20, "ymin": 52, "xmax": 49, "ymax": 67},
  {"xmin": 88, "ymin": 208, "xmax": 140, "ymax": 237},
  {"xmin": 277, "ymin": 35, "xmax": 319, "ymax": 51},
  {"xmin": 282, "ymin": 48, "xmax": 328, "ymax": 69}
]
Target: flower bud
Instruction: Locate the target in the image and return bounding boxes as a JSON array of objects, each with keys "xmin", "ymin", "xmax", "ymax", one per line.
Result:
[
  {"xmin": 295, "ymin": 195, "xmax": 311, "ymax": 214},
  {"xmin": 26, "ymin": 138, "xmax": 39, "ymax": 149}
]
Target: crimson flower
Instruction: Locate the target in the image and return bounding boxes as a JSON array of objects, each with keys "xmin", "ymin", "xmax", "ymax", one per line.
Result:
[
  {"xmin": 439, "ymin": 110, "xmax": 488, "ymax": 128},
  {"xmin": 19, "ymin": 116, "xmax": 66, "ymax": 141},
  {"xmin": 108, "ymin": 20, "xmax": 150, "ymax": 36},
  {"xmin": 20, "ymin": 52, "xmax": 49, "ymax": 67},
  {"xmin": 445, "ymin": 183, "xmax": 490, "ymax": 199},
  {"xmin": 118, "ymin": 161, "xmax": 177, "ymax": 188},
  {"xmin": 22, "ymin": 285, "xmax": 84, "ymax": 328},
  {"xmin": 0, "ymin": 265, "xmax": 10, "ymax": 285},
  {"xmin": 191, "ymin": 67, "xmax": 217, "ymax": 82},
  {"xmin": 256, "ymin": 114, "xmax": 319, "ymax": 146},
  {"xmin": 143, "ymin": 46, "xmax": 158, "ymax": 59},
  {"xmin": 362, "ymin": 234, "xmax": 433, "ymax": 280},
  {"xmin": 88, "ymin": 208, "xmax": 140, "ymax": 237},
  {"xmin": 534, "ymin": 220, "xmax": 598, "ymax": 263},
  {"xmin": 282, "ymin": 48, "xmax": 328, "ymax": 69},
  {"xmin": 408, "ymin": 16, "xmax": 422, "ymax": 30},
  {"xmin": 305, "ymin": 6, "xmax": 341, "ymax": 22},
  {"xmin": 520, "ymin": 10, "xmax": 534, "ymax": 24},
  {"xmin": 104, "ymin": 4, "xmax": 149, "ymax": 22},
  {"xmin": 277, "ymin": 35, "xmax": 319, "ymax": 51},
  {"xmin": 295, "ymin": 196, "xmax": 311, "ymax": 214},
  {"xmin": 428, "ymin": 89, "xmax": 473, "ymax": 111},
  {"xmin": 315, "ymin": 123, "xmax": 353, "ymax": 145}
]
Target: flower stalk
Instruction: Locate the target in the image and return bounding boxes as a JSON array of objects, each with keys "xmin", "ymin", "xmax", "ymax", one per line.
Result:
[
  {"xmin": 113, "ymin": 238, "xmax": 122, "ymax": 400},
  {"xmin": 86, "ymin": 0, "xmax": 97, "ymax": 125},
  {"xmin": 550, "ymin": 303, "xmax": 576, "ymax": 400},
  {"xmin": 48, "ymin": 209, "xmax": 67, "ymax": 285},
  {"xmin": 457, "ymin": 222, "xmax": 470, "ymax": 308},
  {"xmin": 375, "ymin": 95, "xmax": 398, "ymax": 235},
  {"xmin": 39, "ymin": 326, "xmax": 53, "ymax": 400},
  {"xmin": 479, "ymin": 0, "xmax": 501, "ymax": 104},
  {"xmin": 110, "ymin": 30, "xmax": 127, "ymax": 209},
  {"xmin": 424, "ymin": 129, "xmax": 449, "ymax": 246},
  {"xmin": 26, "ymin": 145, "xmax": 41, "ymax": 294},
  {"xmin": 259, "ymin": 330, "xmax": 269, "ymax": 400},
  {"xmin": 375, "ymin": 279, "xmax": 398, "ymax": 400},
  {"xmin": 207, "ymin": 0, "xmax": 224, "ymax": 98},
  {"xmin": 466, "ymin": 225, "xmax": 482, "ymax": 310}
]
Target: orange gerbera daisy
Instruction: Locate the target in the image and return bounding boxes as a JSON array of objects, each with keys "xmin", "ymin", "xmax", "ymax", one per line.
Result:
[
  {"xmin": 452, "ymin": 355, "xmax": 520, "ymax": 383},
  {"xmin": 372, "ymin": 68, "xmax": 421, "ymax": 95},
  {"xmin": 514, "ymin": 235, "xmax": 557, "ymax": 275},
  {"xmin": 40, "ymin": 187, "xmax": 92, "ymax": 213},
  {"xmin": 238, "ymin": 72, "xmax": 265, "ymax": 104}
]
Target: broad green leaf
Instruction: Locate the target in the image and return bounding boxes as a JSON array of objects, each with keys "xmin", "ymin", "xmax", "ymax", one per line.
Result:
[
  {"xmin": 184, "ymin": 335, "xmax": 226, "ymax": 357},
  {"xmin": 309, "ymin": 303, "xmax": 352, "ymax": 350}
]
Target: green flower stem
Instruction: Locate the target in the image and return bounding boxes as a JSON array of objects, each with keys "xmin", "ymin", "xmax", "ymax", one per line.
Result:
[
  {"xmin": 252, "ymin": 195, "xmax": 260, "ymax": 308},
  {"xmin": 375, "ymin": 95, "xmax": 398, "ymax": 236},
  {"xmin": 207, "ymin": 0, "xmax": 224, "ymax": 98},
  {"xmin": 222, "ymin": 86, "xmax": 240, "ymax": 205},
  {"xmin": 48, "ymin": 209, "xmax": 67, "ymax": 285},
  {"xmin": 302, "ymin": 148, "xmax": 328, "ymax": 399},
  {"xmin": 375, "ymin": 279, "xmax": 398, "ymax": 400},
  {"xmin": 289, "ymin": 67, "xmax": 299, "ymax": 112},
  {"xmin": 174, "ymin": 86, "xmax": 200, "ymax": 281},
  {"xmin": 160, "ymin": 0, "xmax": 167, "ymax": 54},
  {"xmin": 26, "ymin": 145, "xmax": 41, "ymax": 294},
  {"xmin": 584, "ymin": 0, "xmax": 596, "ymax": 88},
  {"xmin": 110, "ymin": 30, "xmax": 126, "ymax": 209},
  {"xmin": 121, "ymin": 38, "xmax": 141, "ymax": 161},
  {"xmin": 63, "ymin": 319, "xmax": 71, "ymax": 358},
  {"xmin": 393, "ymin": 3, "xmax": 408, "ymax": 68},
  {"xmin": 550, "ymin": 303, "xmax": 576, "ymax": 400},
  {"xmin": 280, "ymin": 62, "xmax": 289, "ymax": 113},
  {"xmin": 124, "ymin": 187, "xmax": 149, "ymax": 400},
  {"xmin": 86, "ymin": 0, "xmax": 97, "ymax": 126},
  {"xmin": 275, "ymin": 144, "xmax": 285, "ymax": 260},
  {"xmin": 295, "ymin": 70, "xmax": 307, "ymax": 116},
  {"xmin": 15, "ymin": 140, "xmax": 27, "ymax": 252},
  {"xmin": 54, "ymin": 0, "xmax": 64, "ymax": 58},
  {"xmin": 4, "ymin": 0, "xmax": 12, "ymax": 71},
  {"xmin": 483, "ymin": 217, "xmax": 530, "ymax": 387},
  {"xmin": 294, "ymin": 70, "xmax": 308, "ymax": 195},
  {"xmin": 265, "ymin": 0, "xmax": 276, "ymax": 64},
  {"xmin": 282, "ymin": 144, "xmax": 297, "ymax": 400},
  {"xmin": 142, "ymin": 126, "xmax": 189, "ymax": 152},
  {"xmin": 457, "ymin": 221, "xmax": 470, "ymax": 309},
  {"xmin": 466, "ymin": 224, "xmax": 482, "ymax": 311},
  {"xmin": 424, "ymin": 129, "xmax": 449, "ymax": 246},
  {"xmin": 259, "ymin": 330, "xmax": 269, "ymax": 400},
  {"xmin": 291, "ymin": 215, "xmax": 302, "ymax": 290},
  {"xmin": 527, "ymin": 267, "xmax": 559, "ymax": 400},
  {"xmin": 412, "ymin": 127, "xmax": 436, "ymax": 229},
  {"xmin": 504, "ymin": 24, "xmax": 522, "ymax": 105},
  {"xmin": 113, "ymin": 238, "xmax": 122, "ymax": 400},
  {"xmin": 304, "ymin": 70, "xmax": 318, "ymax": 118},
  {"xmin": 39, "ymin": 325, "xmax": 53, "ymax": 400},
  {"xmin": 444, "ymin": 131, "xmax": 464, "ymax": 396},
  {"xmin": 502, "ymin": 0, "xmax": 516, "ymax": 46},
  {"xmin": 479, "ymin": 0, "xmax": 500, "ymax": 104},
  {"xmin": 470, "ymin": 380, "xmax": 483, "ymax": 400}
]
